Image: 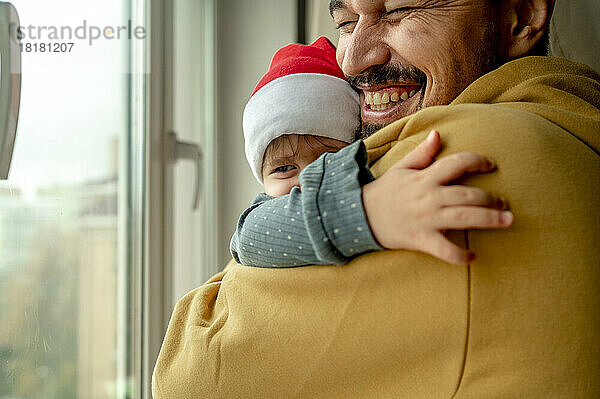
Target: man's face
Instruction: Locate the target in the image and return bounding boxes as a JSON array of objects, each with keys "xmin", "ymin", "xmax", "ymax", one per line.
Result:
[{"xmin": 331, "ymin": 0, "xmax": 502, "ymax": 137}]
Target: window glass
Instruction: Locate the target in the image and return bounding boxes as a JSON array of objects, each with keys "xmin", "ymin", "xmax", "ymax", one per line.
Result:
[{"xmin": 0, "ymin": 1, "xmax": 143, "ymax": 398}]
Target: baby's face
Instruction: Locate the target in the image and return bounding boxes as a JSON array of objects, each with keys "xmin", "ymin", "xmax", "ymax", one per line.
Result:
[{"xmin": 262, "ymin": 134, "xmax": 347, "ymax": 197}]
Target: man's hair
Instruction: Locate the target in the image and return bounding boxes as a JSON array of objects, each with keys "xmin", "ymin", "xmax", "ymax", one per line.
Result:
[{"xmin": 530, "ymin": 30, "xmax": 550, "ymax": 56}]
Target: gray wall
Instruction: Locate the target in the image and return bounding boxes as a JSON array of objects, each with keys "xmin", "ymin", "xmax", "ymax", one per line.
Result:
[
  {"xmin": 550, "ymin": 1, "xmax": 600, "ymax": 72},
  {"xmin": 216, "ymin": 0, "xmax": 297, "ymax": 266}
]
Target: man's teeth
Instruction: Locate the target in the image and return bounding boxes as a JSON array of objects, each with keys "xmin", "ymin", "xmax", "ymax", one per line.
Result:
[
  {"xmin": 365, "ymin": 89, "xmax": 418, "ymax": 111},
  {"xmin": 373, "ymin": 92, "xmax": 381, "ymax": 105}
]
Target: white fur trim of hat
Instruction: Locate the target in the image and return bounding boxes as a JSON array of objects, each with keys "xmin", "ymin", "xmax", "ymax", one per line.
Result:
[{"xmin": 243, "ymin": 72, "xmax": 359, "ymax": 183}]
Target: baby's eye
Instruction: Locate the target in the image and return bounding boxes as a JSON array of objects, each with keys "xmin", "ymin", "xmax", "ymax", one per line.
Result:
[{"xmin": 272, "ymin": 165, "xmax": 297, "ymax": 174}]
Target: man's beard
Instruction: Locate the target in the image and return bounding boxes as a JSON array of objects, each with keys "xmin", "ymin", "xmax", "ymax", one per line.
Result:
[{"xmin": 349, "ymin": 23, "xmax": 501, "ymax": 141}]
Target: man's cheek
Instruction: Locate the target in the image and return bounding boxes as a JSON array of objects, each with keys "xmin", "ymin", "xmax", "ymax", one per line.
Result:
[{"xmin": 336, "ymin": 44, "xmax": 347, "ymax": 71}]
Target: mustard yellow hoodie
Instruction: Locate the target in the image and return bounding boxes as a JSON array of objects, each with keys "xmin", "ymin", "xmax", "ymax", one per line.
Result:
[{"xmin": 153, "ymin": 57, "xmax": 600, "ymax": 398}]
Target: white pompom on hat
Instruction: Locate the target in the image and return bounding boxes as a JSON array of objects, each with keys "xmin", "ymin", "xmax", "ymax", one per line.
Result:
[{"xmin": 243, "ymin": 36, "xmax": 360, "ymax": 183}]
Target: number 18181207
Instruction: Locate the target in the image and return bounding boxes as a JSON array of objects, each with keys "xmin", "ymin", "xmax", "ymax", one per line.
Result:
[{"xmin": 20, "ymin": 42, "xmax": 74, "ymax": 53}]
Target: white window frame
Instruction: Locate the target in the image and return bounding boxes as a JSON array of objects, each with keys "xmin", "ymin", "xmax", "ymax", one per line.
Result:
[{"xmin": 142, "ymin": 0, "xmax": 218, "ymax": 397}]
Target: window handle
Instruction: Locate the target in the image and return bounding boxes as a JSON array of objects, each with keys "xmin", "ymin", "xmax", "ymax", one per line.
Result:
[{"xmin": 167, "ymin": 131, "xmax": 202, "ymax": 210}]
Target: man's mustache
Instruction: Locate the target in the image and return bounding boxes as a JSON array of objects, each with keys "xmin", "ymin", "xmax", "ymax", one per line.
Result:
[{"xmin": 347, "ymin": 63, "xmax": 427, "ymax": 89}]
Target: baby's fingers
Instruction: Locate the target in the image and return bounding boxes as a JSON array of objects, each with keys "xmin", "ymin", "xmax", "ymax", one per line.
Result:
[
  {"xmin": 419, "ymin": 233, "xmax": 475, "ymax": 265},
  {"xmin": 395, "ymin": 130, "xmax": 441, "ymax": 170},
  {"xmin": 438, "ymin": 206, "xmax": 514, "ymax": 230},
  {"xmin": 440, "ymin": 186, "xmax": 505, "ymax": 209},
  {"xmin": 427, "ymin": 152, "xmax": 495, "ymax": 184}
]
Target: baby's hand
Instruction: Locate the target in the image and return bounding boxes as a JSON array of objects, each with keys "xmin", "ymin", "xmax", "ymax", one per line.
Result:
[{"xmin": 362, "ymin": 130, "xmax": 513, "ymax": 265}]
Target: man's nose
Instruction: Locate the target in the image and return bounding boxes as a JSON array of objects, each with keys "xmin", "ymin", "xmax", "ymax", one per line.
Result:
[{"xmin": 341, "ymin": 24, "xmax": 391, "ymax": 77}]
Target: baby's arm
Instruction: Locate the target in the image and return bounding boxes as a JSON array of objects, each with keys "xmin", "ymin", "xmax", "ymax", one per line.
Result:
[
  {"xmin": 230, "ymin": 140, "xmax": 381, "ymax": 267},
  {"xmin": 233, "ymin": 131, "xmax": 513, "ymax": 267}
]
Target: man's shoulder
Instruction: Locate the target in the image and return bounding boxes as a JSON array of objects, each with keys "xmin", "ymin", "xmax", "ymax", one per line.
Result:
[{"xmin": 365, "ymin": 102, "xmax": 567, "ymax": 178}]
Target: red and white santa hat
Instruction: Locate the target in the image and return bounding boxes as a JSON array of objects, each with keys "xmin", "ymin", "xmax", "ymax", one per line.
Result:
[{"xmin": 243, "ymin": 36, "xmax": 360, "ymax": 183}]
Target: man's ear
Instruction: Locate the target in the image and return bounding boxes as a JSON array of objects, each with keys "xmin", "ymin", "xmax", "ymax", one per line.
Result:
[{"xmin": 501, "ymin": 0, "xmax": 553, "ymax": 59}]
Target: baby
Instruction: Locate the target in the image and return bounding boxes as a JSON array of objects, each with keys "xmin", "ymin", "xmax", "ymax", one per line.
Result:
[{"xmin": 230, "ymin": 37, "xmax": 512, "ymax": 267}]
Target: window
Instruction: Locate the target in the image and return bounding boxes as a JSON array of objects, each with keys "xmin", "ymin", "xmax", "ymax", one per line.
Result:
[
  {"xmin": 0, "ymin": 1, "xmax": 146, "ymax": 397},
  {"xmin": 0, "ymin": 0, "xmax": 219, "ymax": 396}
]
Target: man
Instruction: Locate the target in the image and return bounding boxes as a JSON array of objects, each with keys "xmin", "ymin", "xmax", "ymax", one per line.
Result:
[
  {"xmin": 332, "ymin": 0, "xmax": 552, "ymax": 136},
  {"xmin": 153, "ymin": 1, "xmax": 600, "ymax": 397}
]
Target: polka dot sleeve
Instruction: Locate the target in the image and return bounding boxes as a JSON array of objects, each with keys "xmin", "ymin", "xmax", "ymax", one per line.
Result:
[
  {"xmin": 229, "ymin": 140, "xmax": 382, "ymax": 268},
  {"xmin": 299, "ymin": 140, "xmax": 383, "ymax": 260}
]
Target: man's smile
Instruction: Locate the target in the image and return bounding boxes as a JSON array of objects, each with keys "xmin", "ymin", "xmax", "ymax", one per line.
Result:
[
  {"xmin": 347, "ymin": 65, "xmax": 428, "ymax": 130},
  {"xmin": 360, "ymin": 84, "xmax": 424, "ymax": 122}
]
